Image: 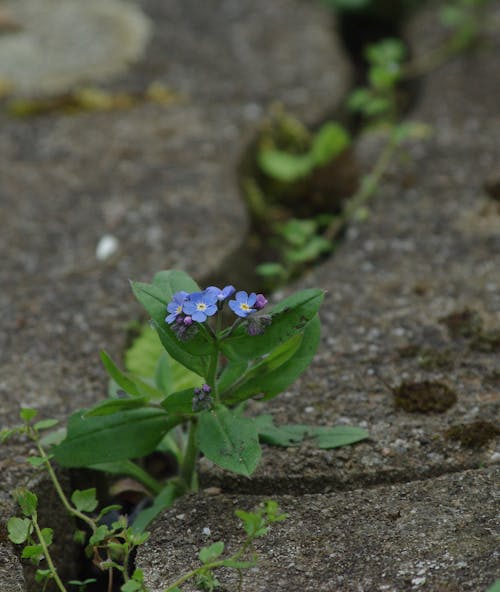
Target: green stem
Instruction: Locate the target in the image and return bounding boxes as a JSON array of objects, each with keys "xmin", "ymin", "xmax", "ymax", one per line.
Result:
[
  {"xmin": 325, "ymin": 130, "xmax": 398, "ymax": 242},
  {"xmin": 33, "ymin": 433, "xmax": 96, "ymax": 532},
  {"xmin": 163, "ymin": 535, "xmax": 255, "ymax": 592},
  {"xmin": 207, "ymin": 347, "xmax": 219, "ymax": 400},
  {"xmin": 179, "ymin": 419, "xmax": 198, "ymax": 490},
  {"xmin": 31, "ymin": 513, "xmax": 68, "ymax": 592}
]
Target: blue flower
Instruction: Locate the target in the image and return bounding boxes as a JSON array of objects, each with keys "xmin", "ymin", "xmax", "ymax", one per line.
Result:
[
  {"xmin": 183, "ymin": 289, "xmax": 219, "ymax": 323},
  {"xmin": 229, "ymin": 291, "xmax": 257, "ymax": 318},
  {"xmin": 165, "ymin": 291, "xmax": 189, "ymax": 324},
  {"xmin": 205, "ymin": 285, "xmax": 236, "ymax": 302}
]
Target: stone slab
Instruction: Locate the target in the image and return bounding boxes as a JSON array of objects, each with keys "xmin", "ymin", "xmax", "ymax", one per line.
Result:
[
  {"xmin": 138, "ymin": 467, "xmax": 500, "ymax": 591},
  {"xmin": 199, "ymin": 3, "xmax": 500, "ymax": 494}
]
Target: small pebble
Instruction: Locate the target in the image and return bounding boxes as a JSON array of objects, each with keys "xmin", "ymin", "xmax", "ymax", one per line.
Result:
[
  {"xmin": 202, "ymin": 527, "xmax": 211, "ymax": 536},
  {"xmin": 96, "ymin": 234, "xmax": 119, "ymax": 260}
]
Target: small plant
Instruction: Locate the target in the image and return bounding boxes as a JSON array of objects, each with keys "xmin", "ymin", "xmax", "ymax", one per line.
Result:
[
  {"xmin": 4, "ymin": 410, "xmax": 287, "ymax": 591},
  {"xmin": 258, "ymin": 121, "xmax": 350, "ymax": 183},
  {"xmin": 348, "ymin": 38, "xmax": 406, "ymax": 123},
  {"xmin": 42, "ymin": 271, "xmax": 367, "ymax": 529},
  {"xmin": 164, "ymin": 500, "xmax": 287, "ymax": 592},
  {"xmin": 256, "ymin": 216, "xmax": 334, "ymax": 286}
]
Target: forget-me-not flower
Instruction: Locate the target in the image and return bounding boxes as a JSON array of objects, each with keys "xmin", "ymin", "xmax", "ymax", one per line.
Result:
[
  {"xmin": 206, "ymin": 285, "xmax": 236, "ymax": 303},
  {"xmin": 229, "ymin": 291, "xmax": 257, "ymax": 318},
  {"xmin": 165, "ymin": 291, "xmax": 189, "ymax": 324},
  {"xmin": 183, "ymin": 289, "xmax": 219, "ymax": 322}
]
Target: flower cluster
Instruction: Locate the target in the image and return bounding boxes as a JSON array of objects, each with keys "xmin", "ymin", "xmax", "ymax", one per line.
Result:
[{"xmin": 165, "ymin": 285, "xmax": 269, "ymax": 339}]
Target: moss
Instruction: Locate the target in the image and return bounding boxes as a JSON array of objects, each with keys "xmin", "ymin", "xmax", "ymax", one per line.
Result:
[
  {"xmin": 393, "ymin": 381, "xmax": 457, "ymax": 413},
  {"xmin": 440, "ymin": 308, "xmax": 483, "ymax": 339},
  {"xmin": 444, "ymin": 420, "xmax": 500, "ymax": 449}
]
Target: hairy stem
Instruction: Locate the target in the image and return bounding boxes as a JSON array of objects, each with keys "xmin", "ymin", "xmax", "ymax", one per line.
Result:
[
  {"xmin": 179, "ymin": 419, "xmax": 198, "ymax": 490},
  {"xmin": 33, "ymin": 433, "xmax": 96, "ymax": 532},
  {"xmin": 31, "ymin": 513, "xmax": 68, "ymax": 592}
]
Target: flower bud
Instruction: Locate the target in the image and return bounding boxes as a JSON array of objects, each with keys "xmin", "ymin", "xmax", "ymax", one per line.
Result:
[{"xmin": 255, "ymin": 294, "xmax": 268, "ymax": 310}]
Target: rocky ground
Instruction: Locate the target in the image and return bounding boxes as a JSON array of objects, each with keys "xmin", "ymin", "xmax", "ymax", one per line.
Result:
[{"xmin": 0, "ymin": 1, "xmax": 498, "ymax": 591}]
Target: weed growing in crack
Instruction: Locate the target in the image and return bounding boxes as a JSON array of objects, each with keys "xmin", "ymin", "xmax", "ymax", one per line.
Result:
[
  {"xmin": 2, "ymin": 270, "xmax": 368, "ymax": 590},
  {"xmin": 4, "ymin": 410, "xmax": 287, "ymax": 592}
]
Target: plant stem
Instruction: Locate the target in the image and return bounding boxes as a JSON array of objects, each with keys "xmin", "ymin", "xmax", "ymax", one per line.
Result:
[
  {"xmin": 33, "ymin": 432, "xmax": 96, "ymax": 532},
  {"xmin": 179, "ymin": 419, "xmax": 198, "ymax": 490},
  {"xmin": 207, "ymin": 346, "xmax": 219, "ymax": 400},
  {"xmin": 163, "ymin": 534, "xmax": 256, "ymax": 592},
  {"xmin": 324, "ymin": 129, "xmax": 399, "ymax": 242},
  {"xmin": 31, "ymin": 513, "xmax": 68, "ymax": 592}
]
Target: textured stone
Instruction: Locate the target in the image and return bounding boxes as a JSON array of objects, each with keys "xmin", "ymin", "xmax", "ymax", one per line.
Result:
[
  {"xmin": 138, "ymin": 467, "xmax": 499, "ymax": 592},
  {"xmin": 0, "ymin": 0, "xmax": 152, "ymax": 96}
]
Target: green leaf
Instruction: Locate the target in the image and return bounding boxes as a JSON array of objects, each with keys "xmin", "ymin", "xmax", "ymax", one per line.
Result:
[
  {"xmin": 161, "ymin": 388, "xmax": 196, "ymax": 416},
  {"xmin": 89, "ymin": 525, "xmax": 109, "ymax": 546},
  {"xmin": 284, "ymin": 236, "xmax": 332, "ymax": 264},
  {"xmin": 281, "ymin": 218, "xmax": 317, "ymax": 247},
  {"xmin": 83, "ymin": 396, "xmax": 149, "ymax": 418},
  {"xmin": 40, "ymin": 528, "xmax": 53, "ymax": 546},
  {"xmin": 16, "ymin": 489, "xmax": 38, "ymax": 516},
  {"xmin": 125, "ymin": 325, "xmax": 203, "ymax": 395},
  {"xmin": 71, "ymin": 489, "xmax": 98, "ymax": 513},
  {"xmin": 255, "ymin": 262, "xmax": 287, "ymax": 280},
  {"xmin": 125, "ymin": 324, "xmax": 163, "ymax": 378},
  {"xmin": 20, "ymin": 408, "xmax": 37, "ymax": 423},
  {"xmin": 7, "ymin": 517, "xmax": 32, "ymax": 544},
  {"xmin": 130, "ymin": 281, "xmax": 211, "ymax": 376},
  {"xmin": 223, "ymin": 315, "xmax": 321, "ymax": 404},
  {"xmin": 151, "ymin": 269, "xmax": 200, "ymax": 299},
  {"xmin": 53, "ymin": 408, "xmax": 172, "ymax": 467},
  {"xmin": 310, "ymin": 122, "xmax": 350, "ymax": 167},
  {"xmin": 40, "ymin": 427, "xmax": 66, "ymax": 448},
  {"xmin": 21, "ymin": 544, "xmax": 44, "ymax": 562},
  {"xmin": 33, "ymin": 419, "xmax": 59, "ymax": 431},
  {"xmin": 73, "ymin": 529, "xmax": 86, "ymax": 545},
  {"xmin": 198, "ymin": 405, "xmax": 261, "ymax": 477},
  {"xmin": 199, "ymin": 541, "xmax": 225, "ymax": 564},
  {"xmin": 156, "ymin": 353, "xmax": 203, "ymax": 394},
  {"xmin": 35, "ymin": 569, "xmax": 53, "ymax": 583},
  {"xmin": 100, "ymin": 351, "xmax": 141, "ymax": 397},
  {"xmin": 217, "ymin": 360, "xmax": 248, "ymax": 393},
  {"xmin": 0, "ymin": 428, "xmax": 14, "ymax": 443},
  {"xmin": 258, "ymin": 149, "xmax": 314, "ymax": 183},
  {"xmin": 26, "ymin": 456, "xmax": 46, "ymax": 467},
  {"xmin": 309, "ymin": 425, "xmax": 369, "ymax": 448},
  {"xmin": 235, "ymin": 509, "xmax": 266, "ymax": 537},
  {"xmin": 221, "ymin": 289, "xmax": 324, "ymax": 361},
  {"xmin": 131, "ymin": 481, "xmax": 182, "ymax": 533},
  {"xmin": 221, "ymin": 332, "xmax": 302, "ymax": 402},
  {"xmin": 486, "ymin": 580, "xmax": 500, "ymax": 592},
  {"xmin": 253, "ymin": 415, "xmax": 308, "ymax": 446}
]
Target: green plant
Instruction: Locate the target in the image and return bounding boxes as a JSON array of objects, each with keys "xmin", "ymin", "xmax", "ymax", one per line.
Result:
[
  {"xmin": 348, "ymin": 38, "xmax": 406, "ymax": 123},
  {"xmin": 43, "ymin": 271, "xmax": 367, "ymax": 532},
  {"xmin": 256, "ymin": 216, "xmax": 334, "ymax": 286},
  {"xmin": 258, "ymin": 121, "xmax": 350, "ymax": 183},
  {"xmin": 4, "ymin": 410, "xmax": 288, "ymax": 591}
]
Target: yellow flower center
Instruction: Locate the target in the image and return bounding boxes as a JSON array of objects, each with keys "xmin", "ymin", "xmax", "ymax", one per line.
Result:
[
  {"xmin": 197, "ymin": 303, "xmax": 207, "ymax": 311},
  {"xmin": 241, "ymin": 303, "xmax": 251, "ymax": 311}
]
